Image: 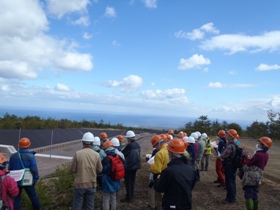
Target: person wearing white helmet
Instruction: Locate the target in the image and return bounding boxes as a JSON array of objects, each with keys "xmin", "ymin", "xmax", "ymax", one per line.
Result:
[
  {"xmin": 92, "ymin": 136, "xmax": 107, "ymax": 189},
  {"xmin": 70, "ymin": 132, "xmax": 103, "ymax": 209},
  {"xmin": 186, "ymin": 136, "xmax": 196, "ymax": 166},
  {"xmin": 200, "ymin": 133, "xmax": 213, "ymax": 171},
  {"xmin": 110, "ymin": 137, "xmax": 125, "ymax": 160},
  {"xmin": 190, "ymin": 132, "xmax": 199, "ymax": 159},
  {"xmin": 120, "ymin": 130, "xmax": 141, "ymax": 203}
]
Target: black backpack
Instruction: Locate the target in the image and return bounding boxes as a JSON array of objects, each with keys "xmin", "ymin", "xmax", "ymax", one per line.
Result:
[
  {"xmin": 0, "ymin": 176, "xmax": 10, "ymax": 210},
  {"xmin": 232, "ymin": 144, "xmax": 247, "ymax": 169}
]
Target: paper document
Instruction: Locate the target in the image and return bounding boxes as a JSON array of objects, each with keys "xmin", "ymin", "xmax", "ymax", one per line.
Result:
[
  {"xmin": 147, "ymin": 156, "xmax": 154, "ymax": 165},
  {"xmin": 7, "ymin": 169, "xmax": 25, "ymax": 181}
]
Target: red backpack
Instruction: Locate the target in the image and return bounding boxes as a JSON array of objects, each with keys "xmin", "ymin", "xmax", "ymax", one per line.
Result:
[{"xmin": 107, "ymin": 154, "xmax": 125, "ymax": 181}]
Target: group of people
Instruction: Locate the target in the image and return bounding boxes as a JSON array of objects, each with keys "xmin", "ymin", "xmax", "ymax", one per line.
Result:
[
  {"xmin": 0, "ymin": 128, "xmax": 273, "ymax": 210},
  {"xmin": 70, "ymin": 130, "xmax": 141, "ymax": 210},
  {"xmin": 144, "ymin": 129, "xmax": 273, "ymax": 210}
]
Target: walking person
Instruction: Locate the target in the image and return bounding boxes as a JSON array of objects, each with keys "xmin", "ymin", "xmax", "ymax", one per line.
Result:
[
  {"xmin": 101, "ymin": 141, "xmax": 125, "ymax": 210},
  {"xmin": 8, "ymin": 137, "xmax": 42, "ymax": 210},
  {"xmin": 201, "ymin": 133, "xmax": 212, "ymax": 171},
  {"xmin": 0, "ymin": 154, "xmax": 19, "ymax": 210},
  {"xmin": 221, "ymin": 129, "xmax": 239, "ymax": 203},
  {"xmin": 120, "ymin": 130, "xmax": 141, "ymax": 203},
  {"xmin": 154, "ymin": 138, "xmax": 196, "ymax": 210},
  {"xmin": 215, "ymin": 130, "xmax": 227, "ymax": 188},
  {"xmin": 70, "ymin": 132, "xmax": 103, "ymax": 210},
  {"xmin": 242, "ymin": 137, "xmax": 272, "ymax": 210}
]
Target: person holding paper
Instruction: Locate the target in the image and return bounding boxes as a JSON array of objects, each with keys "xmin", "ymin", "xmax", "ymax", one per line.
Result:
[
  {"xmin": 0, "ymin": 154, "xmax": 19, "ymax": 210},
  {"xmin": 8, "ymin": 137, "xmax": 42, "ymax": 210}
]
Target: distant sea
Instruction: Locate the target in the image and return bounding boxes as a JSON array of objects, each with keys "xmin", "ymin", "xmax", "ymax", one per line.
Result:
[
  {"xmin": 0, "ymin": 107, "xmax": 195, "ymax": 129},
  {"xmin": 0, "ymin": 107, "xmax": 250, "ymax": 129}
]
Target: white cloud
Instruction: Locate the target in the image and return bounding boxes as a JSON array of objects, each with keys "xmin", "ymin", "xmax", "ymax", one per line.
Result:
[
  {"xmin": 106, "ymin": 75, "xmax": 143, "ymax": 92},
  {"xmin": 71, "ymin": 16, "xmax": 90, "ymax": 26},
  {"xmin": 256, "ymin": 63, "xmax": 280, "ymax": 71},
  {"xmin": 55, "ymin": 83, "xmax": 71, "ymax": 92},
  {"xmin": 200, "ymin": 31, "xmax": 280, "ymax": 54},
  {"xmin": 0, "ymin": 85, "xmax": 9, "ymax": 91},
  {"xmin": 104, "ymin": 7, "xmax": 116, "ymax": 18},
  {"xmin": 269, "ymin": 96, "xmax": 280, "ymax": 108},
  {"xmin": 208, "ymin": 82, "xmax": 255, "ymax": 88},
  {"xmin": 112, "ymin": 40, "xmax": 121, "ymax": 47},
  {"xmin": 229, "ymin": 70, "xmax": 237, "ymax": 75},
  {"xmin": 178, "ymin": 54, "xmax": 211, "ymax": 70},
  {"xmin": 47, "ymin": 0, "xmax": 90, "ymax": 18},
  {"xmin": 175, "ymin": 22, "xmax": 219, "ymax": 40},
  {"xmin": 55, "ymin": 53, "xmax": 93, "ymax": 71},
  {"xmin": 208, "ymin": 82, "xmax": 223, "ymax": 88},
  {"xmin": 0, "ymin": 1, "xmax": 94, "ymax": 80},
  {"xmin": 142, "ymin": 0, "xmax": 157, "ymax": 9},
  {"xmin": 83, "ymin": 32, "xmax": 92, "ymax": 39},
  {"xmin": 0, "ymin": 61, "xmax": 37, "ymax": 79}
]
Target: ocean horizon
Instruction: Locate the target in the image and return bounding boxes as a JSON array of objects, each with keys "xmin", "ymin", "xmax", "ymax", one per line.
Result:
[{"xmin": 0, "ymin": 107, "xmax": 250, "ymax": 129}]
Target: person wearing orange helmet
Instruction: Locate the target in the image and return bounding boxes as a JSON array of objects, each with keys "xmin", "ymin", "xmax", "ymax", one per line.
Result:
[
  {"xmin": 242, "ymin": 137, "xmax": 272, "ymax": 210},
  {"xmin": 100, "ymin": 132, "xmax": 108, "ymax": 149},
  {"xmin": 150, "ymin": 135, "xmax": 169, "ymax": 210},
  {"xmin": 214, "ymin": 130, "xmax": 227, "ymax": 188},
  {"xmin": 0, "ymin": 154, "xmax": 19, "ymax": 210},
  {"xmin": 8, "ymin": 137, "xmax": 42, "ymax": 210},
  {"xmin": 221, "ymin": 129, "xmax": 239, "ymax": 203},
  {"xmin": 154, "ymin": 138, "xmax": 196, "ymax": 210}
]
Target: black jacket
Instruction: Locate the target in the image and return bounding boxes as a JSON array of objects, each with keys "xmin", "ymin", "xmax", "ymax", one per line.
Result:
[
  {"xmin": 122, "ymin": 139, "xmax": 141, "ymax": 170},
  {"xmin": 154, "ymin": 157, "xmax": 196, "ymax": 210}
]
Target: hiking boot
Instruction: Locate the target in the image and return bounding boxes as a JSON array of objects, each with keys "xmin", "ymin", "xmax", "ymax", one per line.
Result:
[{"xmin": 120, "ymin": 198, "xmax": 133, "ymax": 203}]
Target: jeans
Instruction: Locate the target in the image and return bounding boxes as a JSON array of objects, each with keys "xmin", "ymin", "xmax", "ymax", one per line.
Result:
[
  {"xmin": 124, "ymin": 169, "xmax": 137, "ymax": 201},
  {"xmin": 224, "ymin": 163, "xmax": 237, "ymax": 202},
  {"xmin": 72, "ymin": 187, "xmax": 96, "ymax": 210},
  {"xmin": 201, "ymin": 154, "xmax": 210, "ymax": 170},
  {"xmin": 14, "ymin": 185, "xmax": 42, "ymax": 210}
]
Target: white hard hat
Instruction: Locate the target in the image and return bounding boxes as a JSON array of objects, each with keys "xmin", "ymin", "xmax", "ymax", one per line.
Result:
[
  {"xmin": 201, "ymin": 133, "xmax": 208, "ymax": 139},
  {"xmin": 82, "ymin": 132, "xmax": 94, "ymax": 144},
  {"xmin": 183, "ymin": 136, "xmax": 188, "ymax": 141},
  {"xmin": 111, "ymin": 137, "xmax": 120, "ymax": 147},
  {"xmin": 187, "ymin": 136, "xmax": 195, "ymax": 144},
  {"xmin": 125, "ymin": 130, "xmax": 135, "ymax": 138},
  {"xmin": 195, "ymin": 131, "xmax": 201, "ymax": 137},
  {"xmin": 190, "ymin": 132, "xmax": 198, "ymax": 140},
  {"xmin": 93, "ymin": 136, "xmax": 101, "ymax": 146}
]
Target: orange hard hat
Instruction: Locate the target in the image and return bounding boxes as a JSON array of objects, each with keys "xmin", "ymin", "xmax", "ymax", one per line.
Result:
[
  {"xmin": 151, "ymin": 135, "xmax": 161, "ymax": 146},
  {"xmin": 100, "ymin": 132, "xmax": 108, "ymax": 139},
  {"xmin": 103, "ymin": 140, "xmax": 113, "ymax": 150},
  {"xmin": 218, "ymin": 130, "xmax": 226, "ymax": 138},
  {"xmin": 259, "ymin": 137, "xmax": 272, "ymax": 148},
  {"xmin": 18, "ymin": 137, "xmax": 31, "ymax": 148},
  {"xmin": 236, "ymin": 134, "xmax": 240, "ymax": 140},
  {"xmin": 177, "ymin": 131, "xmax": 184, "ymax": 138},
  {"xmin": 182, "ymin": 139, "xmax": 189, "ymax": 149},
  {"xmin": 165, "ymin": 133, "xmax": 171, "ymax": 141},
  {"xmin": 0, "ymin": 154, "xmax": 7, "ymax": 164},
  {"xmin": 167, "ymin": 138, "xmax": 186, "ymax": 154},
  {"xmin": 159, "ymin": 134, "xmax": 168, "ymax": 142},
  {"xmin": 168, "ymin": 129, "xmax": 174, "ymax": 135},
  {"xmin": 117, "ymin": 135, "xmax": 124, "ymax": 142},
  {"xmin": 226, "ymin": 129, "xmax": 238, "ymax": 139}
]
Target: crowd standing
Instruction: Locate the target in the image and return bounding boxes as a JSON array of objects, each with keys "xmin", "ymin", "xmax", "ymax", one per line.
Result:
[{"xmin": 0, "ymin": 128, "xmax": 274, "ymax": 210}]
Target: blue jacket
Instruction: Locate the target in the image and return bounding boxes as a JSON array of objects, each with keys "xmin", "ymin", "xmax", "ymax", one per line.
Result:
[
  {"xmin": 218, "ymin": 138, "xmax": 227, "ymax": 154},
  {"xmin": 8, "ymin": 149, "xmax": 40, "ymax": 184},
  {"xmin": 101, "ymin": 149, "xmax": 122, "ymax": 193},
  {"xmin": 186, "ymin": 144, "xmax": 196, "ymax": 166}
]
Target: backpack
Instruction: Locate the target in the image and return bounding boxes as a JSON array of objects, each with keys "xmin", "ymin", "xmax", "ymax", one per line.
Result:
[
  {"xmin": 0, "ymin": 176, "xmax": 10, "ymax": 210},
  {"xmin": 232, "ymin": 144, "xmax": 247, "ymax": 169},
  {"xmin": 107, "ymin": 154, "xmax": 125, "ymax": 181}
]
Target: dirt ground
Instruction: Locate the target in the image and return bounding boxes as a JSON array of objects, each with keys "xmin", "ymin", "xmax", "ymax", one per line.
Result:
[{"xmin": 116, "ymin": 134, "xmax": 280, "ymax": 210}]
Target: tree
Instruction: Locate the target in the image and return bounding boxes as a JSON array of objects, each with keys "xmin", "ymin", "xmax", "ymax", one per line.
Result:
[
  {"xmin": 267, "ymin": 110, "xmax": 280, "ymax": 139},
  {"xmin": 193, "ymin": 115, "xmax": 211, "ymax": 134},
  {"xmin": 246, "ymin": 121, "xmax": 269, "ymax": 139}
]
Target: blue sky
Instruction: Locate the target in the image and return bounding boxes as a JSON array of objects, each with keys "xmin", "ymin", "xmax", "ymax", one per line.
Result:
[{"xmin": 1, "ymin": 0, "xmax": 280, "ymax": 125}]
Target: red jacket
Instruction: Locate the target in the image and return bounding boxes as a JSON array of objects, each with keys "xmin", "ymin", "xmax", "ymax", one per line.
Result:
[{"xmin": 0, "ymin": 170, "xmax": 19, "ymax": 210}]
